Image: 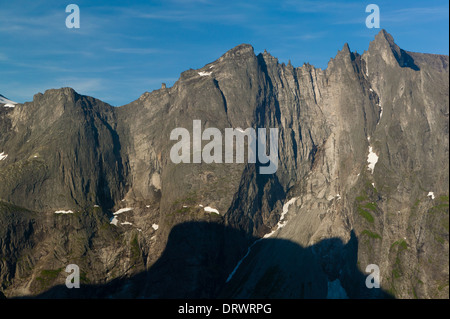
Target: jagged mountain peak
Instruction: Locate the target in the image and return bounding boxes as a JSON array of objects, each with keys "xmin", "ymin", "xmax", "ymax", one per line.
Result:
[
  {"xmin": 258, "ymin": 48, "xmax": 279, "ymax": 66},
  {"xmin": 364, "ymin": 29, "xmax": 420, "ymax": 70},
  {"xmin": 32, "ymin": 87, "xmax": 79, "ymax": 102},
  {"xmin": 29, "ymin": 87, "xmax": 115, "ymax": 116},
  {"xmin": 336, "ymin": 42, "xmax": 352, "ymax": 59},
  {"xmin": 369, "ymin": 28, "xmax": 401, "ymax": 56},
  {"xmin": 0, "ymin": 30, "xmax": 448, "ymax": 299},
  {"xmin": 342, "ymin": 42, "xmax": 351, "ymax": 52},
  {"xmin": 325, "ymin": 42, "xmax": 356, "ymax": 71},
  {"xmin": 375, "ymin": 29, "xmax": 396, "ymax": 46},
  {"xmin": 218, "ymin": 43, "xmax": 255, "ymax": 63},
  {"xmin": 224, "ymin": 43, "xmax": 254, "ymax": 56}
]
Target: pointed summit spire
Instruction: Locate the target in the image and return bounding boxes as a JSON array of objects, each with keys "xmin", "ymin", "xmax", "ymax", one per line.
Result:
[
  {"xmin": 366, "ymin": 29, "xmax": 419, "ymax": 70},
  {"xmin": 372, "ymin": 29, "xmax": 397, "ymax": 51},
  {"xmin": 342, "ymin": 43, "xmax": 351, "ymax": 53},
  {"xmin": 224, "ymin": 44, "xmax": 254, "ymax": 57},
  {"xmin": 334, "ymin": 42, "xmax": 352, "ymax": 61}
]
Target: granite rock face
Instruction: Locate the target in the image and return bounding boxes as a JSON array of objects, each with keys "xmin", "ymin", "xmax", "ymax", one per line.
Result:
[{"xmin": 0, "ymin": 30, "xmax": 448, "ymax": 298}]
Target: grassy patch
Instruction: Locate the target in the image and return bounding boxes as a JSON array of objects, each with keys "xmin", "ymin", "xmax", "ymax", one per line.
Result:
[
  {"xmin": 429, "ymin": 203, "xmax": 449, "ymax": 214},
  {"xmin": 35, "ymin": 268, "xmax": 63, "ymax": 290},
  {"xmin": 361, "ymin": 229, "xmax": 382, "ymax": 239},
  {"xmin": 130, "ymin": 234, "xmax": 141, "ymax": 263},
  {"xmin": 362, "ymin": 202, "xmax": 377, "ymax": 212},
  {"xmin": 441, "ymin": 218, "xmax": 449, "ymax": 232},
  {"xmin": 79, "ymin": 271, "xmax": 90, "ymax": 284},
  {"xmin": 354, "ymin": 181, "xmax": 378, "ymax": 224},
  {"xmin": 391, "ymin": 240, "xmax": 408, "ymax": 251},
  {"xmin": 358, "ymin": 207, "xmax": 374, "ymax": 223},
  {"xmin": 392, "ymin": 268, "xmax": 402, "ymax": 279},
  {"xmin": 172, "ymin": 191, "xmax": 199, "ymax": 206},
  {"xmin": 389, "ymin": 240, "xmax": 408, "ymax": 284},
  {"xmin": 429, "ymin": 194, "xmax": 449, "ymax": 215},
  {"xmin": 412, "ymin": 287, "xmax": 418, "ymax": 299},
  {"xmin": 174, "ymin": 206, "xmax": 191, "ymax": 215},
  {"xmin": 356, "ymin": 195, "xmax": 368, "ymax": 202},
  {"xmin": 434, "ymin": 235, "xmax": 445, "ymax": 244},
  {"xmin": 438, "ymin": 282, "xmax": 449, "ymax": 292}
]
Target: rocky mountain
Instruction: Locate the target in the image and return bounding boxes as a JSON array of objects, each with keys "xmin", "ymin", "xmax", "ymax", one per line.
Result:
[{"xmin": 0, "ymin": 29, "xmax": 448, "ymax": 299}]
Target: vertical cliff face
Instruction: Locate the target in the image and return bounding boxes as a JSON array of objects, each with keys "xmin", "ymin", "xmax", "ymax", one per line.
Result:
[
  {"xmin": 0, "ymin": 88, "xmax": 127, "ymax": 212},
  {"xmin": 0, "ymin": 29, "xmax": 448, "ymax": 299},
  {"xmin": 223, "ymin": 30, "xmax": 448, "ymax": 299}
]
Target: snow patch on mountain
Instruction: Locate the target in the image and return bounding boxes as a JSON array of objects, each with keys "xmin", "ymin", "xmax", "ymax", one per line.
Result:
[
  {"xmin": 114, "ymin": 207, "xmax": 133, "ymax": 215},
  {"xmin": 264, "ymin": 197, "xmax": 298, "ymax": 238},
  {"xmin": 110, "ymin": 208, "xmax": 133, "ymax": 226},
  {"xmin": 204, "ymin": 206, "xmax": 220, "ymax": 214},
  {"xmin": 55, "ymin": 210, "xmax": 74, "ymax": 214},
  {"xmin": 110, "ymin": 216, "xmax": 119, "ymax": 226},
  {"xmin": 367, "ymin": 146, "xmax": 379, "ymax": 174},
  {"xmin": 0, "ymin": 95, "xmax": 17, "ymax": 108},
  {"xmin": 198, "ymin": 71, "xmax": 212, "ymax": 76},
  {"xmin": 226, "ymin": 197, "xmax": 299, "ymax": 283}
]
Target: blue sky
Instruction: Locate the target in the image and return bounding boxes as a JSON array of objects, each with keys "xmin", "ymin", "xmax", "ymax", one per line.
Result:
[{"xmin": 1, "ymin": 0, "xmax": 448, "ymax": 106}]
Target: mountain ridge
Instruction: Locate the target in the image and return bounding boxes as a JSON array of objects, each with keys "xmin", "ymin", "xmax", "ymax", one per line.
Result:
[{"xmin": 0, "ymin": 29, "xmax": 448, "ymax": 299}]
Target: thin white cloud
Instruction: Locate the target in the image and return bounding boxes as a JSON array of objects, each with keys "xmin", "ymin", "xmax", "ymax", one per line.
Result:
[
  {"xmin": 0, "ymin": 5, "xmax": 116, "ymax": 38},
  {"xmin": 282, "ymin": 0, "xmax": 360, "ymax": 13},
  {"xmin": 2, "ymin": 82, "xmax": 58, "ymax": 103},
  {"xmin": 332, "ymin": 5, "xmax": 449, "ymax": 25},
  {"xmin": 4, "ymin": 58, "xmax": 125, "ymax": 74},
  {"xmin": 0, "ymin": 9, "xmax": 65, "ymax": 36},
  {"xmin": 331, "ymin": 17, "xmax": 365, "ymax": 25},
  {"xmin": 383, "ymin": 6, "xmax": 449, "ymax": 23},
  {"xmin": 166, "ymin": 0, "xmax": 213, "ymax": 5},
  {"xmin": 29, "ymin": 49, "xmax": 95, "ymax": 57},
  {"xmin": 285, "ymin": 31, "xmax": 328, "ymax": 41},
  {"xmin": 10, "ymin": 62, "xmax": 73, "ymax": 73},
  {"xmin": 133, "ymin": 8, "xmax": 246, "ymax": 25},
  {"xmin": 106, "ymin": 48, "xmax": 165, "ymax": 54},
  {"xmin": 57, "ymin": 77, "xmax": 104, "ymax": 94}
]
